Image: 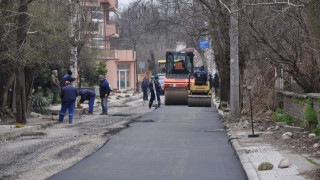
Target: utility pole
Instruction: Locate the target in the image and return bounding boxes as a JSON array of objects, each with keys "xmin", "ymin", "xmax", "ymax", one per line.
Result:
[
  {"xmin": 68, "ymin": 0, "xmax": 79, "ymax": 87},
  {"xmin": 230, "ymin": 1, "xmax": 240, "ymax": 121}
]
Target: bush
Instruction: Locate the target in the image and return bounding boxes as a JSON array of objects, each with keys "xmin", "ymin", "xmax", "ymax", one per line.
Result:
[
  {"xmin": 312, "ymin": 128, "xmax": 320, "ymax": 137},
  {"xmin": 271, "ymin": 108, "xmax": 284, "ymax": 121},
  {"xmin": 278, "ymin": 114, "xmax": 293, "ymax": 122},
  {"xmin": 30, "ymin": 94, "xmax": 50, "ymax": 114},
  {"xmin": 0, "ymin": 107, "xmax": 14, "ymax": 118},
  {"xmin": 271, "ymin": 108, "xmax": 301, "ymax": 125},
  {"xmin": 305, "ymin": 105, "xmax": 317, "ymax": 125}
]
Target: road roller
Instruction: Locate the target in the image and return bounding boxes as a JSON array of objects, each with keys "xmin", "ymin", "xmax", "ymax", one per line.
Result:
[
  {"xmin": 164, "ymin": 51, "xmax": 194, "ymax": 105},
  {"xmin": 187, "ymin": 72, "xmax": 212, "ymax": 107}
]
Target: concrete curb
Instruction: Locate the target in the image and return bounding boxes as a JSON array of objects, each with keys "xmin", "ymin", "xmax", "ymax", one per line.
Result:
[
  {"xmin": 213, "ymin": 101, "xmax": 260, "ymax": 180},
  {"xmin": 0, "ymin": 93, "xmax": 143, "ymax": 142}
]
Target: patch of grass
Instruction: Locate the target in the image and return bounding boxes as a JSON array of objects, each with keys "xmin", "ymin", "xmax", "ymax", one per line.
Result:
[
  {"xmin": 271, "ymin": 108, "xmax": 302, "ymax": 125},
  {"xmin": 306, "ymin": 158, "xmax": 319, "ymax": 166},
  {"xmin": 271, "ymin": 108, "xmax": 284, "ymax": 121},
  {"xmin": 294, "ymin": 98, "xmax": 307, "ymax": 105},
  {"xmin": 305, "ymin": 105, "xmax": 317, "ymax": 125},
  {"xmin": 312, "ymin": 128, "xmax": 320, "ymax": 137}
]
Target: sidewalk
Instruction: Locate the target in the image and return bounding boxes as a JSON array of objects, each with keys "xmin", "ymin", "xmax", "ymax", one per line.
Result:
[
  {"xmin": 0, "ymin": 91, "xmax": 143, "ymax": 142},
  {"xmin": 214, "ymin": 101, "xmax": 320, "ymax": 180}
]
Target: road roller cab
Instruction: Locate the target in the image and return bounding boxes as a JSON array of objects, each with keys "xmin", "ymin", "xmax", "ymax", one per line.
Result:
[
  {"xmin": 164, "ymin": 51, "xmax": 194, "ymax": 105},
  {"xmin": 187, "ymin": 72, "xmax": 212, "ymax": 107}
]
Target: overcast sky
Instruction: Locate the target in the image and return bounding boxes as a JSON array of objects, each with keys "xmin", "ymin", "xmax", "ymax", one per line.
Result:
[{"xmin": 118, "ymin": 0, "xmax": 137, "ymax": 9}]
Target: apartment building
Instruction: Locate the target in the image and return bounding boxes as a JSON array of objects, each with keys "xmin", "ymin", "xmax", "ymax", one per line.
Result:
[{"xmin": 89, "ymin": 0, "xmax": 136, "ymax": 90}]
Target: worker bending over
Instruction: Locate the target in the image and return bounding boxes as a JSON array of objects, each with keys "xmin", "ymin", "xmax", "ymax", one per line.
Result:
[{"xmin": 77, "ymin": 89, "xmax": 96, "ymax": 115}]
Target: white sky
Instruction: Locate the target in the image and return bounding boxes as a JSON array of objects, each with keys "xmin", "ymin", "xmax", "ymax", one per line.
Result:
[{"xmin": 118, "ymin": 0, "xmax": 137, "ymax": 9}]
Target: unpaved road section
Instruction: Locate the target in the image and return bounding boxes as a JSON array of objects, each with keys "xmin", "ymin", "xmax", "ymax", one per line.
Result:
[{"xmin": 0, "ymin": 98, "xmax": 154, "ymax": 180}]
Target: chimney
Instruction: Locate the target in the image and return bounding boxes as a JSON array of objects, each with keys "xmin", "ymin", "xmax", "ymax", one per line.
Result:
[{"xmin": 176, "ymin": 42, "xmax": 186, "ymax": 52}]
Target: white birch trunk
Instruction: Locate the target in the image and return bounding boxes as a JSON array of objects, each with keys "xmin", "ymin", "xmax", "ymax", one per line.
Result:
[{"xmin": 230, "ymin": 1, "xmax": 240, "ymax": 120}]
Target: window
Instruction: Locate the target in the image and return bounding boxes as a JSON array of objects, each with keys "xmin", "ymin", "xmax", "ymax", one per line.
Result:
[
  {"xmin": 91, "ymin": 7, "xmax": 103, "ymax": 23},
  {"xmin": 92, "ymin": 34, "xmax": 104, "ymax": 49},
  {"xmin": 166, "ymin": 52, "xmax": 194, "ymax": 74},
  {"xmin": 117, "ymin": 64, "xmax": 130, "ymax": 89}
]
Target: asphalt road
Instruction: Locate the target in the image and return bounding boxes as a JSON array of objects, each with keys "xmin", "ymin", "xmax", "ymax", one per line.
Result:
[{"xmin": 49, "ymin": 105, "xmax": 247, "ymax": 180}]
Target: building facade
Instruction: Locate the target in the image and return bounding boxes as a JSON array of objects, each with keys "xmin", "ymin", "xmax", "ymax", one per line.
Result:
[{"xmin": 90, "ymin": 0, "xmax": 136, "ymax": 90}]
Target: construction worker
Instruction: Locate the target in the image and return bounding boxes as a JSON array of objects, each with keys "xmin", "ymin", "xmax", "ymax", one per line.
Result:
[
  {"xmin": 141, "ymin": 73, "xmax": 149, "ymax": 101},
  {"xmin": 99, "ymin": 75, "xmax": 111, "ymax": 115},
  {"xmin": 61, "ymin": 70, "xmax": 76, "ymax": 88},
  {"xmin": 77, "ymin": 89, "xmax": 96, "ymax": 115},
  {"xmin": 59, "ymin": 79, "xmax": 78, "ymax": 123},
  {"xmin": 194, "ymin": 66, "xmax": 207, "ymax": 85},
  {"xmin": 50, "ymin": 70, "xmax": 60, "ymax": 105},
  {"xmin": 148, "ymin": 76, "xmax": 161, "ymax": 109},
  {"xmin": 194, "ymin": 66, "xmax": 207, "ymax": 80}
]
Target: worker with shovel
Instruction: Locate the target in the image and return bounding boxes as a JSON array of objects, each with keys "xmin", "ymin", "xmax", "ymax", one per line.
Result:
[
  {"xmin": 148, "ymin": 76, "xmax": 161, "ymax": 109},
  {"xmin": 77, "ymin": 89, "xmax": 96, "ymax": 115}
]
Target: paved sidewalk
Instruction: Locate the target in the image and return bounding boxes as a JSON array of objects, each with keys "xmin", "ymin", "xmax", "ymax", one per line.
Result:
[
  {"xmin": 0, "ymin": 92, "xmax": 143, "ymax": 142},
  {"xmin": 214, "ymin": 101, "xmax": 320, "ymax": 180}
]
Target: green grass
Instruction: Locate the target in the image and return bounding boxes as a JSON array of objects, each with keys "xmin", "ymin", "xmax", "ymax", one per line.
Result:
[
  {"xmin": 271, "ymin": 108, "xmax": 302, "ymax": 125},
  {"xmin": 305, "ymin": 105, "xmax": 317, "ymax": 124},
  {"xmin": 312, "ymin": 127, "xmax": 320, "ymax": 137},
  {"xmin": 294, "ymin": 98, "xmax": 307, "ymax": 105},
  {"xmin": 306, "ymin": 158, "xmax": 319, "ymax": 166}
]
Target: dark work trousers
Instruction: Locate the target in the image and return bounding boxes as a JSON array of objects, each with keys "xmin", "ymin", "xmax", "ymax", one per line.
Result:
[
  {"xmin": 52, "ymin": 92, "xmax": 58, "ymax": 105},
  {"xmin": 149, "ymin": 91, "xmax": 160, "ymax": 108},
  {"xmin": 101, "ymin": 97, "xmax": 108, "ymax": 113},
  {"xmin": 59, "ymin": 102, "xmax": 75, "ymax": 123},
  {"xmin": 143, "ymin": 88, "xmax": 148, "ymax": 101},
  {"xmin": 88, "ymin": 96, "xmax": 95, "ymax": 113}
]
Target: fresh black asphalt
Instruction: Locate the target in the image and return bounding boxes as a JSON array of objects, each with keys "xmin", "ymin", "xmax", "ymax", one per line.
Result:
[{"xmin": 49, "ymin": 105, "xmax": 247, "ymax": 180}]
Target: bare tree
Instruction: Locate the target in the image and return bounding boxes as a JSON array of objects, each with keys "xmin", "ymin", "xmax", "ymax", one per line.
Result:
[{"xmin": 239, "ymin": 1, "xmax": 319, "ymax": 93}]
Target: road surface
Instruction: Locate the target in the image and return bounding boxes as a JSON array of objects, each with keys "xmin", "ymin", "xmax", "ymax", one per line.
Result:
[{"xmin": 49, "ymin": 105, "xmax": 247, "ymax": 180}]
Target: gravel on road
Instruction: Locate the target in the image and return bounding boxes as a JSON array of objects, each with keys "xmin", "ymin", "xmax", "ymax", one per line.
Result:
[{"xmin": 0, "ymin": 98, "xmax": 155, "ymax": 180}]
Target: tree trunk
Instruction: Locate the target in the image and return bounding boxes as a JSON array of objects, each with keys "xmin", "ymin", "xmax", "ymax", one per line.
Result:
[
  {"xmin": 216, "ymin": 51, "xmax": 230, "ymax": 103},
  {"xmin": 218, "ymin": 64, "xmax": 230, "ymax": 103},
  {"xmin": 1, "ymin": 74, "xmax": 15, "ymax": 108},
  {"xmin": 25, "ymin": 66, "xmax": 35, "ymax": 113},
  {"xmin": 230, "ymin": 1, "xmax": 240, "ymax": 120},
  {"xmin": 15, "ymin": 0, "xmax": 28, "ymax": 124},
  {"xmin": 15, "ymin": 69, "xmax": 27, "ymax": 123},
  {"xmin": 307, "ymin": 0, "xmax": 320, "ymax": 68}
]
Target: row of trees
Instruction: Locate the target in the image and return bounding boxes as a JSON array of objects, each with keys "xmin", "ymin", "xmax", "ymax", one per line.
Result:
[
  {"xmin": 0, "ymin": 0, "xmax": 106, "ymax": 123},
  {"xmin": 1, "ymin": 0, "xmax": 319, "ymax": 122},
  {"xmin": 114, "ymin": 0, "xmax": 320, "ymax": 114}
]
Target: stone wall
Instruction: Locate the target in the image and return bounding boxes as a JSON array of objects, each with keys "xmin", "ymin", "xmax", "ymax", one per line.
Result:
[{"xmin": 277, "ymin": 91, "xmax": 320, "ymax": 126}]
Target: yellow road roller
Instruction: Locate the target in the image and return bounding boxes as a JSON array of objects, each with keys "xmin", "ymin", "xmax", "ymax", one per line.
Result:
[{"xmin": 187, "ymin": 72, "xmax": 212, "ymax": 107}]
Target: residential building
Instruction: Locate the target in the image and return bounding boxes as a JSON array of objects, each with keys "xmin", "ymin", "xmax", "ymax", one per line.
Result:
[{"xmin": 90, "ymin": 0, "xmax": 136, "ymax": 90}]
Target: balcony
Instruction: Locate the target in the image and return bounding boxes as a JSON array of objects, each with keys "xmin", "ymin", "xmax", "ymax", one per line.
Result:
[
  {"xmin": 100, "ymin": 0, "xmax": 118, "ymax": 11},
  {"xmin": 105, "ymin": 24, "xmax": 119, "ymax": 38},
  {"xmin": 94, "ymin": 49, "xmax": 116, "ymax": 60},
  {"xmin": 93, "ymin": 49, "xmax": 136, "ymax": 61},
  {"xmin": 117, "ymin": 50, "xmax": 136, "ymax": 61}
]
